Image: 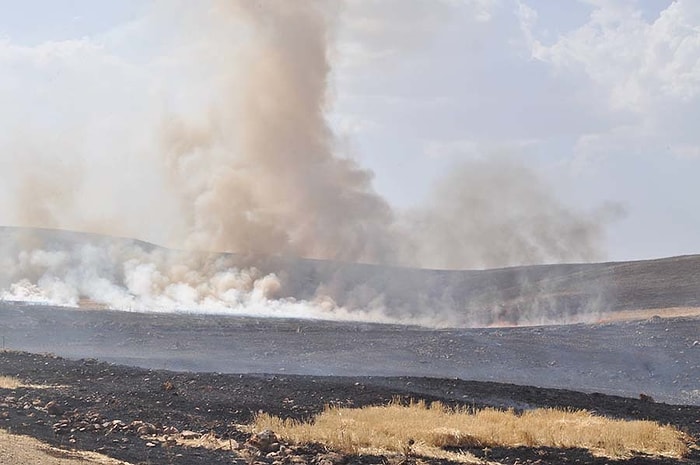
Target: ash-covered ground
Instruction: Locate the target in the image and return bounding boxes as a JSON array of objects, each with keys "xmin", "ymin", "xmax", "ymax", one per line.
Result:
[
  {"xmin": 1, "ymin": 348, "xmax": 699, "ymax": 465},
  {"xmin": 1, "ymin": 303, "xmax": 698, "ymax": 406}
]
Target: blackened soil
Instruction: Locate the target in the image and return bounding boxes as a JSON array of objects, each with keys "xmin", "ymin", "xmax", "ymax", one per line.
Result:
[{"xmin": 0, "ymin": 351, "xmax": 698, "ymax": 465}]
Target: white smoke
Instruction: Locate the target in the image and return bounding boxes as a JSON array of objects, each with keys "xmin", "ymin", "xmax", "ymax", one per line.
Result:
[
  {"xmin": 0, "ymin": 235, "xmax": 412, "ymax": 325},
  {"xmin": 0, "ymin": 1, "xmax": 619, "ymax": 327}
]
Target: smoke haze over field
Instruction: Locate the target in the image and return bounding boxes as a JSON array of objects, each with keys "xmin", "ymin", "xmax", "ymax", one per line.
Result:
[{"xmin": 0, "ymin": 1, "xmax": 620, "ymax": 325}]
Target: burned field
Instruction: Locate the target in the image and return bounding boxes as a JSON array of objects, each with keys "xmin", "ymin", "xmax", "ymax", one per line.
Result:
[
  {"xmin": 1, "ymin": 304, "xmax": 698, "ymax": 405},
  {"xmin": 0, "ymin": 350, "xmax": 699, "ymax": 465},
  {"xmin": 1, "ymin": 239, "xmax": 699, "ymax": 464},
  {"xmin": 0, "ymin": 304, "xmax": 699, "ymax": 465}
]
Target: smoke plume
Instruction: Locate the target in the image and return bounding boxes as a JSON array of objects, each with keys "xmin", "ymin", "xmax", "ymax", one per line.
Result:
[
  {"xmin": 401, "ymin": 157, "xmax": 607, "ymax": 270},
  {"xmin": 161, "ymin": 1, "xmax": 397, "ymax": 263},
  {"xmin": 0, "ymin": 0, "xmax": 618, "ymax": 326}
]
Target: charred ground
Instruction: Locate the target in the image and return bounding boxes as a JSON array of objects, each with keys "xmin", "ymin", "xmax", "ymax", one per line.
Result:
[{"xmin": 1, "ymin": 350, "xmax": 699, "ymax": 465}]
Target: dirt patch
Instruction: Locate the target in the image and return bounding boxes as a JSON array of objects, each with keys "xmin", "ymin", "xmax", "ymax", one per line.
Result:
[{"xmin": 0, "ymin": 428, "xmax": 132, "ymax": 465}]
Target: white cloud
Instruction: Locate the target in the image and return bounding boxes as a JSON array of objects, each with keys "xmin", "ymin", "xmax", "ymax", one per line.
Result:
[
  {"xmin": 671, "ymin": 144, "xmax": 700, "ymax": 159},
  {"xmin": 521, "ymin": 0, "xmax": 700, "ymax": 113},
  {"xmin": 515, "ymin": 0, "xmax": 700, "ymax": 173},
  {"xmin": 424, "ymin": 138, "xmax": 539, "ymax": 159},
  {"xmin": 425, "ymin": 139, "xmax": 481, "ymax": 159},
  {"xmin": 337, "ymin": 0, "xmax": 501, "ymax": 69}
]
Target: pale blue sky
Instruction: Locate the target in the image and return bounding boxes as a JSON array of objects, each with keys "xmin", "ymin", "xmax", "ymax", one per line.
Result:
[{"xmin": 1, "ymin": 0, "xmax": 699, "ymax": 263}]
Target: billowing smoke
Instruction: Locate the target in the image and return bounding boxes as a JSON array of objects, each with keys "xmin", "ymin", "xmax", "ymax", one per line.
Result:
[
  {"xmin": 162, "ymin": 1, "xmax": 397, "ymax": 263},
  {"xmin": 401, "ymin": 157, "xmax": 611, "ymax": 270},
  {"xmin": 0, "ymin": 1, "xmax": 617, "ymax": 326},
  {"xmin": 0, "ymin": 229, "xmax": 398, "ymax": 324}
]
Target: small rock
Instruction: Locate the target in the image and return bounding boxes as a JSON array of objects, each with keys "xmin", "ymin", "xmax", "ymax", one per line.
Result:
[
  {"xmin": 145, "ymin": 442, "xmax": 157, "ymax": 448},
  {"xmin": 137, "ymin": 423, "xmax": 157, "ymax": 436},
  {"xmin": 247, "ymin": 429, "xmax": 279, "ymax": 453},
  {"xmin": 317, "ymin": 452, "xmax": 346, "ymax": 464},
  {"xmin": 163, "ymin": 425, "xmax": 179, "ymax": 435},
  {"xmin": 180, "ymin": 430, "xmax": 200, "ymax": 440},
  {"xmin": 45, "ymin": 401, "xmax": 64, "ymax": 416}
]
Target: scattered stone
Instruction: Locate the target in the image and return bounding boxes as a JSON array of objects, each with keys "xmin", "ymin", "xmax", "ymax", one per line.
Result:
[
  {"xmin": 247, "ymin": 429, "xmax": 280, "ymax": 453},
  {"xmin": 45, "ymin": 401, "xmax": 64, "ymax": 416},
  {"xmin": 145, "ymin": 441, "xmax": 157, "ymax": 447},
  {"xmin": 163, "ymin": 425, "xmax": 179, "ymax": 435},
  {"xmin": 180, "ymin": 430, "xmax": 200, "ymax": 440},
  {"xmin": 137, "ymin": 423, "xmax": 157, "ymax": 436},
  {"xmin": 317, "ymin": 452, "xmax": 346, "ymax": 465}
]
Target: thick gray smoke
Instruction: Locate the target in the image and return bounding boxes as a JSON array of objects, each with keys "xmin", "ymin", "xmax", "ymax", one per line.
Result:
[{"xmin": 0, "ymin": 1, "xmax": 617, "ymax": 326}]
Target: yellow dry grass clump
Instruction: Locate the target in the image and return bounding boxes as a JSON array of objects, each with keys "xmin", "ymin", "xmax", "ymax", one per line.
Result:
[
  {"xmin": 0, "ymin": 375, "xmax": 22, "ymax": 389},
  {"xmin": 253, "ymin": 400, "xmax": 689, "ymax": 462},
  {"xmin": 0, "ymin": 375, "xmax": 67, "ymax": 390}
]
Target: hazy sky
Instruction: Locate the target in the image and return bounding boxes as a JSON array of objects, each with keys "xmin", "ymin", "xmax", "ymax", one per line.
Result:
[{"xmin": 1, "ymin": 0, "xmax": 699, "ymax": 263}]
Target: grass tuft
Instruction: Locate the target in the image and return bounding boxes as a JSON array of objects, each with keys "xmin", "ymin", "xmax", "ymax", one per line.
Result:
[
  {"xmin": 0, "ymin": 375, "xmax": 22, "ymax": 389},
  {"xmin": 252, "ymin": 399, "xmax": 689, "ymax": 461}
]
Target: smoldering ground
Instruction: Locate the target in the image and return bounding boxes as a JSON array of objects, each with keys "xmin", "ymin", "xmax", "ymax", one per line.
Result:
[{"xmin": 0, "ymin": 1, "xmax": 619, "ymax": 326}]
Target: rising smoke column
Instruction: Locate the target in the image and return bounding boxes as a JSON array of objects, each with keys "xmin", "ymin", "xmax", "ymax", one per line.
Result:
[
  {"xmin": 161, "ymin": 0, "xmax": 397, "ymax": 264},
  {"xmin": 0, "ymin": 1, "xmax": 621, "ymax": 327}
]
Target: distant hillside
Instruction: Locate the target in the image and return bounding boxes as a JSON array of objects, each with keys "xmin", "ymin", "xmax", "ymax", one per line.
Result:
[{"xmin": 0, "ymin": 227, "xmax": 699, "ymax": 326}]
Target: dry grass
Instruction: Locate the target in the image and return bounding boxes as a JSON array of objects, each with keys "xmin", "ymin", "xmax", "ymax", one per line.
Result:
[
  {"xmin": 0, "ymin": 374, "xmax": 68, "ymax": 390},
  {"xmin": 0, "ymin": 375, "xmax": 22, "ymax": 389},
  {"xmin": 0, "ymin": 428, "xmax": 133, "ymax": 464},
  {"xmin": 252, "ymin": 400, "xmax": 689, "ymax": 462}
]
